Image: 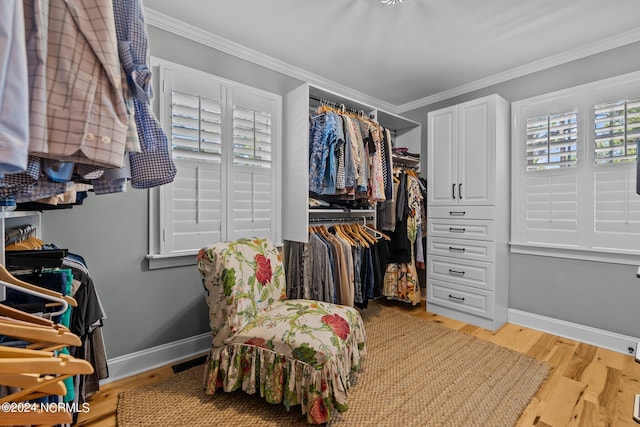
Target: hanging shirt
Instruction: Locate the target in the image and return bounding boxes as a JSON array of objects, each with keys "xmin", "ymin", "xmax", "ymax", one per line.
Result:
[
  {"xmin": 0, "ymin": 0, "xmax": 29, "ymax": 177},
  {"xmin": 113, "ymin": 0, "xmax": 176, "ymax": 188},
  {"xmin": 37, "ymin": 0, "xmax": 128, "ymax": 169}
]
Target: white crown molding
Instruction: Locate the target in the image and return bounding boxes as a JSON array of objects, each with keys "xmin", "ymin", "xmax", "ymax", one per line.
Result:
[
  {"xmin": 397, "ymin": 26, "xmax": 640, "ymax": 113},
  {"xmin": 144, "ymin": 8, "xmax": 399, "ymax": 114}
]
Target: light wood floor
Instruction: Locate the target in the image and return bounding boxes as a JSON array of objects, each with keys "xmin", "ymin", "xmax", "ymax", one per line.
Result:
[{"xmin": 76, "ymin": 300, "xmax": 640, "ymax": 426}]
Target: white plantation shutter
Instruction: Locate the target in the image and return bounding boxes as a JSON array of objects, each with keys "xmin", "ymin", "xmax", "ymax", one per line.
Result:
[
  {"xmin": 152, "ymin": 60, "xmax": 280, "ymax": 260},
  {"xmin": 164, "ymin": 158, "xmax": 223, "ymax": 252},
  {"xmin": 229, "ymin": 169, "xmax": 273, "ymax": 240},
  {"xmin": 227, "ymin": 88, "xmax": 276, "ymax": 241},
  {"xmin": 523, "ymin": 172, "xmax": 579, "ymax": 245},
  {"xmin": 232, "ymin": 106, "xmax": 272, "ymax": 168},
  {"xmin": 526, "ymin": 111, "xmax": 577, "ymax": 171},
  {"xmin": 170, "ymin": 92, "xmax": 222, "ymax": 162},
  {"xmin": 512, "ymin": 72, "xmax": 640, "ymax": 263},
  {"xmin": 593, "ymin": 167, "xmax": 640, "ymax": 250},
  {"xmin": 592, "ymin": 97, "xmax": 640, "ymax": 250},
  {"xmin": 159, "ymin": 68, "xmax": 225, "ymax": 254},
  {"xmin": 594, "ymin": 98, "xmax": 640, "ymax": 165}
]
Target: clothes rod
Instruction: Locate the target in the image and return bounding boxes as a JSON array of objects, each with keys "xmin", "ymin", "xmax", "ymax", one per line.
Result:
[
  {"xmin": 309, "ymin": 95, "xmax": 374, "ymax": 118},
  {"xmin": 309, "ymin": 216, "xmax": 374, "ymax": 224}
]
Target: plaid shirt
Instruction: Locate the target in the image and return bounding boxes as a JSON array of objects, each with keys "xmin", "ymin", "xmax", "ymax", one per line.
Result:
[
  {"xmin": 31, "ymin": 0, "xmax": 128, "ymax": 169},
  {"xmin": 113, "ymin": 0, "xmax": 176, "ymax": 189}
]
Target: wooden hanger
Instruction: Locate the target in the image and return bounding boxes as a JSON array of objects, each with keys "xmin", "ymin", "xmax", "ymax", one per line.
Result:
[
  {"xmin": 0, "ymin": 317, "xmax": 81, "ymax": 347},
  {"xmin": 0, "ymin": 408, "xmax": 72, "ymax": 426},
  {"xmin": 0, "ymin": 264, "xmax": 77, "ymax": 308},
  {"xmin": 0, "ymin": 373, "xmax": 67, "ymax": 395},
  {"xmin": 0, "ymin": 354, "xmax": 93, "ymax": 404},
  {"xmin": 354, "ymin": 224, "xmax": 377, "ymax": 245},
  {"xmin": 0, "ymin": 303, "xmax": 54, "ymax": 327}
]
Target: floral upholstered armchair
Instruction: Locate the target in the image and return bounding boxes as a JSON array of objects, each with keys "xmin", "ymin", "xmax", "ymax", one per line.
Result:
[{"xmin": 197, "ymin": 238, "xmax": 366, "ymax": 424}]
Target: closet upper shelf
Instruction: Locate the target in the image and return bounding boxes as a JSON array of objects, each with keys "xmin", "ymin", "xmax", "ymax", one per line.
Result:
[{"xmin": 0, "ymin": 210, "xmax": 40, "ymax": 219}]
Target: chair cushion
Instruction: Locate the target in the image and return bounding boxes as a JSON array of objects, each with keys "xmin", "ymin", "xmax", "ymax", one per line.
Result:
[{"xmin": 204, "ymin": 298, "xmax": 366, "ymax": 424}]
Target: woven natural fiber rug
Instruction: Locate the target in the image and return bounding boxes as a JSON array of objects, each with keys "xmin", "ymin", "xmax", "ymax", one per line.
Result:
[{"xmin": 117, "ymin": 304, "xmax": 549, "ymax": 426}]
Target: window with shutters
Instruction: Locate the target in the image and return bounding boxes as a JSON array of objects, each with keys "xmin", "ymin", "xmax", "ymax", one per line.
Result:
[
  {"xmin": 147, "ymin": 59, "xmax": 281, "ymax": 269},
  {"xmin": 526, "ymin": 111, "xmax": 577, "ymax": 171},
  {"xmin": 511, "ymin": 71, "xmax": 640, "ymax": 265}
]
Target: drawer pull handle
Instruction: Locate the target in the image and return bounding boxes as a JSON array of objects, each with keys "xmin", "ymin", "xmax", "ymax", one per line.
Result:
[
  {"xmin": 449, "ymin": 294, "xmax": 465, "ymax": 303},
  {"xmin": 449, "ymin": 246, "xmax": 466, "ymax": 253},
  {"xmin": 448, "ymin": 269, "xmax": 466, "ymax": 276},
  {"xmin": 449, "ymin": 227, "xmax": 466, "ymax": 233},
  {"xmin": 449, "ymin": 211, "xmax": 466, "ymax": 216}
]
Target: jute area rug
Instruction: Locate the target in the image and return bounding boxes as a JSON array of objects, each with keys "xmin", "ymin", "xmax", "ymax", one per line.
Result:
[{"xmin": 117, "ymin": 304, "xmax": 549, "ymax": 426}]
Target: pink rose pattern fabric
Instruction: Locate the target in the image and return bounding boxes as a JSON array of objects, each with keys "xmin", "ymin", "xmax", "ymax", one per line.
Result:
[{"xmin": 198, "ymin": 238, "xmax": 367, "ymax": 424}]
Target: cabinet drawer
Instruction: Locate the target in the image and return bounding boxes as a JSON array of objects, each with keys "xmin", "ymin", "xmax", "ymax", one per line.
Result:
[
  {"xmin": 428, "ymin": 279, "xmax": 494, "ymax": 318},
  {"xmin": 427, "ymin": 237, "xmax": 495, "ymax": 263},
  {"xmin": 428, "ymin": 206, "xmax": 495, "ymax": 220},
  {"xmin": 427, "ymin": 218, "xmax": 495, "ymax": 241},
  {"xmin": 427, "ymin": 256, "xmax": 494, "ymax": 291}
]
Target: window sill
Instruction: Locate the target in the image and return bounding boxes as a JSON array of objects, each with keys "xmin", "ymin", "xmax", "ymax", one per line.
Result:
[
  {"xmin": 510, "ymin": 243, "xmax": 640, "ymax": 266},
  {"xmin": 146, "ymin": 251, "xmax": 199, "ymax": 270}
]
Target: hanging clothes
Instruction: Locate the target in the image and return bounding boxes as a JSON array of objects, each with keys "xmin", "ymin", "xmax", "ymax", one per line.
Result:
[
  {"xmin": 0, "ymin": 0, "xmax": 176, "ymax": 208},
  {"xmin": 308, "ymin": 104, "xmax": 389, "ymax": 207},
  {"xmin": 285, "ymin": 224, "xmax": 388, "ymax": 307},
  {"xmin": 0, "ymin": 0, "xmax": 29, "ymax": 178},
  {"xmin": 381, "ymin": 168, "xmax": 424, "ymax": 305}
]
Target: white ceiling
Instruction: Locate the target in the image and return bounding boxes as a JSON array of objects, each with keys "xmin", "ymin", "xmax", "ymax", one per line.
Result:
[{"xmin": 143, "ymin": 0, "xmax": 640, "ymax": 110}]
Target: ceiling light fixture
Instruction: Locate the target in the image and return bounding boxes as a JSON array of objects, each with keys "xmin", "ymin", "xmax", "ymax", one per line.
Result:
[{"xmin": 380, "ymin": 0, "xmax": 403, "ymax": 4}]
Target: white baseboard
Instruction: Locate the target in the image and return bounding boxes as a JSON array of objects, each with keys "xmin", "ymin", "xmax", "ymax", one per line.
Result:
[
  {"xmin": 102, "ymin": 333, "xmax": 211, "ymax": 384},
  {"xmin": 508, "ymin": 308, "xmax": 639, "ymax": 356}
]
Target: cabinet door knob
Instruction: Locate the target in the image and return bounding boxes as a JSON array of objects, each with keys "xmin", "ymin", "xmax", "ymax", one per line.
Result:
[
  {"xmin": 452, "ymin": 184, "xmax": 456, "ymax": 199},
  {"xmin": 458, "ymin": 183, "xmax": 462, "ymax": 199}
]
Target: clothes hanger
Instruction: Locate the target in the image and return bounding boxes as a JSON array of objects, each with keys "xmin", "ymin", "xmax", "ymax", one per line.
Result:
[
  {"xmin": 361, "ymin": 217, "xmax": 391, "ymax": 241},
  {"xmin": 0, "ymin": 303, "xmax": 54, "ymax": 326},
  {"xmin": 0, "ymin": 317, "xmax": 82, "ymax": 347},
  {"xmin": 0, "ymin": 407, "xmax": 73, "ymax": 426},
  {"xmin": 0, "ymin": 264, "xmax": 77, "ymax": 309},
  {"xmin": 0, "ymin": 373, "xmax": 67, "ymax": 396},
  {"xmin": 0, "ymin": 279, "xmax": 69, "ymax": 317},
  {"xmin": 0, "ymin": 353, "xmax": 94, "ymax": 403}
]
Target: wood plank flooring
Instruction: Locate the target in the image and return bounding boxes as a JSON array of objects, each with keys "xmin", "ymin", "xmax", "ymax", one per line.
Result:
[{"xmin": 75, "ymin": 300, "xmax": 640, "ymax": 426}]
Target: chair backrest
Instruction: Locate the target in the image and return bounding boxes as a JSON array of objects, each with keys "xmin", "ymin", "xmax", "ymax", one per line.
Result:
[{"xmin": 197, "ymin": 238, "xmax": 287, "ymax": 347}]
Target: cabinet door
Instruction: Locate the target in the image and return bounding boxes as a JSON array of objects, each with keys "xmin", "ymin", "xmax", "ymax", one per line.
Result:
[
  {"xmin": 458, "ymin": 97, "xmax": 495, "ymax": 205},
  {"xmin": 428, "ymin": 106, "xmax": 458, "ymax": 206}
]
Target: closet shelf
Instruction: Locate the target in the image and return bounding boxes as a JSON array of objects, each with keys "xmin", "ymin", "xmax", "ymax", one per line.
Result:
[
  {"xmin": 308, "ymin": 208, "xmax": 376, "ymax": 215},
  {"xmin": 0, "ymin": 210, "xmax": 40, "ymax": 219}
]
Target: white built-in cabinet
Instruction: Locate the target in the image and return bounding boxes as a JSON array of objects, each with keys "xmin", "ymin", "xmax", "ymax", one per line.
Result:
[
  {"xmin": 282, "ymin": 84, "xmax": 421, "ymax": 243},
  {"xmin": 426, "ymin": 94, "xmax": 510, "ymax": 331}
]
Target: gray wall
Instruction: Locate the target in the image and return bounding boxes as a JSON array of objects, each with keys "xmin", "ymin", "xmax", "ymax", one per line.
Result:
[
  {"xmin": 41, "ymin": 29, "xmax": 640, "ymax": 360},
  {"xmin": 402, "ymin": 40, "xmax": 640, "ymax": 338}
]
